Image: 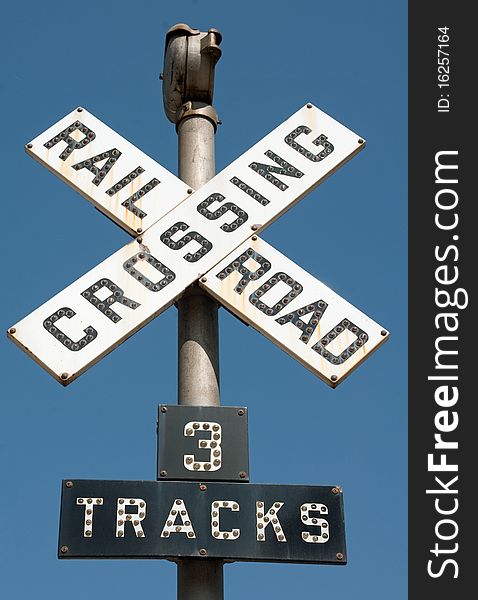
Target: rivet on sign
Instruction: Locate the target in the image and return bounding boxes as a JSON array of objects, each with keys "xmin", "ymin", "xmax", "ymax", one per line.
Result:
[
  {"xmin": 199, "ymin": 548, "xmax": 207, "ymax": 556},
  {"xmin": 136, "ymin": 237, "xmax": 143, "ymax": 244},
  {"xmin": 199, "ymin": 484, "xmax": 207, "ymax": 491},
  {"xmin": 160, "ymin": 470, "xmax": 167, "ymax": 477},
  {"xmin": 187, "ymin": 189, "xmax": 193, "ymax": 194},
  {"xmin": 60, "ymin": 546, "xmax": 69, "ymax": 554},
  {"xmin": 137, "ymin": 228, "xmax": 143, "ymax": 234},
  {"xmin": 238, "ymin": 409, "xmax": 245, "ymax": 416},
  {"xmin": 331, "ymin": 487, "xmax": 339, "ymax": 494},
  {"xmin": 331, "ymin": 375, "xmax": 338, "ymax": 382},
  {"xmin": 201, "ymin": 277, "xmax": 207, "ymax": 283},
  {"xmin": 160, "ymin": 406, "xmax": 168, "ymax": 413},
  {"xmin": 26, "ymin": 143, "xmax": 33, "ymax": 149},
  {"xmin": 251, "ymin": 224, "xmax": 259, "ymax": 231},
  {"xmin": 60, "ymin": 373, "xmax": 69, "ymax": 381},
  {"xmin": 381, "ymin": 330, "xmax": 388, "ymax": 336},
  {"xmin": 307, "ymin": 103, "xmax": 313, "ymax": 108},
  {"xmin": 77, "ymin": 107, "xmax": 83, "ymax": 112},
  {"xmin": 336, "ymin": 553, "xmax": 344, "ymax": 561},
  {"xmin": 8, "ymin": 328, "xmax": 16, "ymax": 335},
  {"xmin": 239, "ymin": 471, "xmax": 247, "ymax": 479},
  {"xmin": 358, "ymin": 139, "xmax": 364, "ymax": 144},
  {"xmin": 251, "ymin": 235, "xmax": 257, "ymax": 241},
  {"xmin": 65, "ymin": 481, "xmax": 73, "ymax": 488}
]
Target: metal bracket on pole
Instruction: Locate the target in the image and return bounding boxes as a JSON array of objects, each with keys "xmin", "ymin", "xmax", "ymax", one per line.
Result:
[{"xmin": 175, "ymin": 102, "xmax": 220, "ymax": 132}]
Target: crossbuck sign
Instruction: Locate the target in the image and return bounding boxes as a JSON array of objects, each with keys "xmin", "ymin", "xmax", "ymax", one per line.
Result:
[{"xmin": 8, "ymin": 104, "xmax": 389, "ymax": 386}]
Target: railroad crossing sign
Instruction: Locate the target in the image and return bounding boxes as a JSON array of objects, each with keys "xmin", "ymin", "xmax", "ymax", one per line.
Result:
[{"xmin": 7, "ymin": 103, "xmax": 389, "ymax": 386}]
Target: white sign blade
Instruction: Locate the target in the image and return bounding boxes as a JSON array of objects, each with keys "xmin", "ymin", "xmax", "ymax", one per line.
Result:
[
  {"xmin": 200, "ymin": 237, "xmax": 389, "ymax": 387},
  {"xmin": 26, "ymin": 107, "xmax": 191, "ymax": 236},
  {"xmin": 165, "ymin": 103, "xmax": 365, "ymax": 242},
  {"xmin": 9, "ymin": 103, "xmax": 365, "ymax": 384},
  {"xmin": 7, "ymin": 231, "xmax": 198, "ymax": 385}
]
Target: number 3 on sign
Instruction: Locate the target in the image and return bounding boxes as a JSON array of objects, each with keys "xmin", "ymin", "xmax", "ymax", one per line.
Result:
[{"xmin": 183, "ymin": 421, "xmax": 222, "ymax": 472}]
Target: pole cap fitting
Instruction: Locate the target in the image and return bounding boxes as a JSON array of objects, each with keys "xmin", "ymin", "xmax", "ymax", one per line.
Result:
[{"xmin": 162, "ymin": 23, "xmax": 222, "ymax": 124}]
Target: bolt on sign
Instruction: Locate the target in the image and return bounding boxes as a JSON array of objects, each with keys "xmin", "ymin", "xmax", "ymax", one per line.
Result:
[{"xmin": 8, "ymin": 103, "xmax": 389, "ymax": 386}]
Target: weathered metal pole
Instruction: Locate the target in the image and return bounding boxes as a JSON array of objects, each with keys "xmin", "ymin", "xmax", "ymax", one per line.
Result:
[
  {"xmin": 177, "ymin": 114, "xmax": 220, "ymax": 408},
  {"xmin": 162, "ymin": 23, "xmax": 223, "ymax": 600}
]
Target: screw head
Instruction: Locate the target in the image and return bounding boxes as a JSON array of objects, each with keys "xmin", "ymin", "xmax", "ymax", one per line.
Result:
[
  {"xmin": 331, "ymin": 487, "xmax": 339, "ymax": 494},
  {"xmin": 60, "ymin": 546, "xmax": 69, "ymax": 554},
  {"xmin": 160, "ymin": 406, "xmax": 168, "ymax": 413},
  {"xmin": 381, "ymin": 330, "xmax": 388, "ymax": 336},
  {"xmin": 187, "ymin": 188, "xmax": 193, "ymax": 194},
  {"xmin": 336, "ymin": 552, "xmax": 344, "ymax": 561},
  {"xmin": 136, "ymin": 227, "xmax": 143, "ymax": 234},
  {"xmin": 251, "ymin": 235, "xmax": 257, "ymax": 241},
  {"xmin": 251, "ymin": 224, "xmax": 258, "ymax": 231},
  {"xmin": 60, "ymin": 373, "xmax": 69, "ymax": 381},
  {"xmin": 8, "ymin": 327, "xmax": 16, "ymax": 335},
  {"xmin": 239, "ymin": 471, "xmax": 247, "ymax": 479},
  {"xmin": 331, "ymin": 375, "xmax": 338, "ymax": 383},
  {"xmin": 160, "ymin": 470, "xmax": 167, "ymax": 478},
  {"xmin": 307, "ymin": 103, "xmax": 313, "ymax": 108},
  {"xmin": 77, "ymin": 107, "xmax": 83, "ymax": 112},
  {"xmin": 358, "ymin": 138, "xmax": 364, "ymax": 144},
  {"xmin": 136, "ymin": 237, "xmax": 143, "ymax": 244},
  {"xmin": 238, "ymin": 409, "xmax": 245, "ymax": 416},
  {"xmin": 199, "ymin": 548, "xmax": 207, "ymax": 556},
  {"xmin": 199, "ymin": 484, "xmax": 207, "ymax": 491},
  {"xmin": 201, "ymin": 277, "xmax": 207, "ymax": 283},
  {"xmin": 65, "ymin": 481, "xmax": 73, "ymax": 488},
  {"xmin": 26, "ymin": 143, "xmax": 33, "ymax": 149}
]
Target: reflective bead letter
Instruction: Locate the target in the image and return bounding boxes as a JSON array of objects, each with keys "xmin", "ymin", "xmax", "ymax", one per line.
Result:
[
  {"xmin": 276, "ymin": 300, "xmax": 328, "ymax": 344},
  {"xmin": 211, "ymin": 501, "xmax": 240, "ymax": 540},
  {"xmin": 229, "ymin": 176, "xmax": 270, "ymax": 206},
  {"xmin": 105, "ymin": 167, "xmax": 160, "ymax": 219},
  {"xmin": 71, "ymin": 148, "xmax": 122, "ymax": 186},
  {"xmin": 116, "ymin": 498, "xmax": 146, "ymax": 538},
  {"xmin": 43, "ymin": 307, "xmax": 97, "ymax": 352},
  {"xmin": 249, "ymin": 150, "xmax": 303, "ymax": 191},
  {"xmin": 184, "ymin": 421, "xmax": 222, "ymax": 472},
  {"xmin": 256, "ymin": 501, "xmax": 286, "ymax": 542},
  {"xmin": 312, "ymin": 318, "xmax": 369, "ymax": 365},
  {"xmin": 123, "ymin": 252, "xmax": 176, "ymax": 291},
  {"xmin": 215, "ymin": 248, "xmax": 271, "ymax": 294},
  {"xmin": 81, "ymin": 278, "xmax": 140, "ymax": 323},
  {"xmin": 197, "ymin": 193, "xmax": 248, "ymax": 232},
  {"xmin": 43, "ymin": 121, "xmax": 96, "ymax": 160},
  {"xmin": 76, "ymin": 497, "xmax": 103, "ymax": 538},
  {"xmin": 161, "ymin": 499, "xmax": 196, "ymax": 539},
  {"xmin": 300, "ymin": 503, "xmax": 329, "ymax": 544},
  {"xmin": 160, "ymin": 222, "xmax": 212, "ymax": 263},
  {"xmin": 249, "ymin": 272, "xmax": 303, "ymax": 316},
  {"xmin": 285, "ymin": 126, "xmax": 335, "ymax": 162}
]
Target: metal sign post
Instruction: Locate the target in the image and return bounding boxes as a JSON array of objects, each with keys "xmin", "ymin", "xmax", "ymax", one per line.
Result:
[{"xmin": 165, "ymin": 24, "xmax": 224, "ymax": 600}]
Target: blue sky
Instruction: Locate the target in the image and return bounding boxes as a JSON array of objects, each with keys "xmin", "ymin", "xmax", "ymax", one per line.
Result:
[{"xmin": 0, "ymin": 1, "xmax": 407, "ymax": 598}]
